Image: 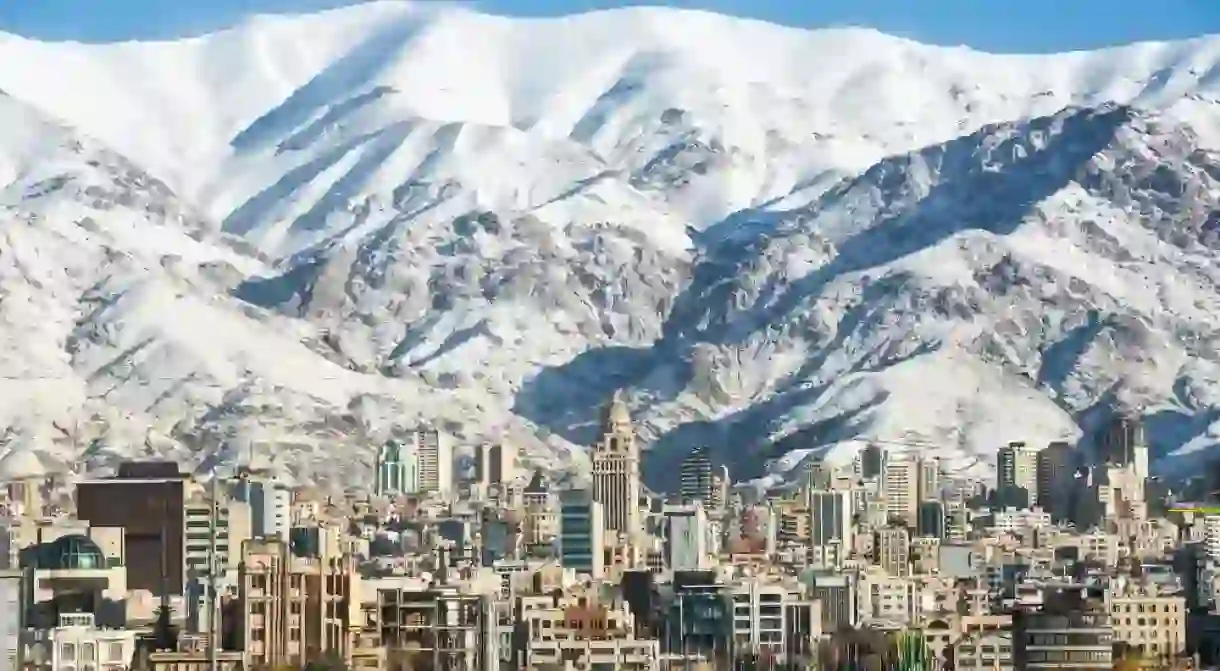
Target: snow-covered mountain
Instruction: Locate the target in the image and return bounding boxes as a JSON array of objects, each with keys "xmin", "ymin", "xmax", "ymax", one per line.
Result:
[{"xmin": 2, "ymin": 1, "xmax": 1220, "ymax": 488}]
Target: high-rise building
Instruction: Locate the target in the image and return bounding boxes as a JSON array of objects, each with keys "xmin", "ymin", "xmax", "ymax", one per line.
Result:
[
  {"xmin": 882, "ymin": 457, "xmax": 919, "ymax": 527},
  {"xmin": 76, "ymin": 461, "xmax": 187, "ymax": 596},
  {"xmin": 997, "ymin": 441, "xmax": 1039, "ymax": 508},
  {"xmin": 917, "ymin": 500, "xmax": 947, "ymax": 539},
  {"xmin": 558, "ymin": 489, "xmax": 604, "ymax": 579},
  {"xmin": 375, "ymin": 439, "xmax": 420, "ymax": 496},
  {"xmin": 1037, "ymin": 441, "xmax": 1076, "ymax": 519},
  {"xmin": 810, "ymin": 490, "xmax": 853, "ymax": 548},
  {"xmin": 474, "ymin": 442, "xmax": 517, "ymax": 491},
  {"xmin": 406, "ymin": 428, "xmax": 454, "ymax": 497},
  {"xmin": 235, "ymin": 471, "xmax": 292, "ymax": 542},
  {"xmin": 874, "ymin": 527, "xmax": 910, "ymax": 577},
  {"xmin": 1100, "ymin": 415, "xmax": 1146, "ymax": 473},
  {"xmin": 917, "ymin": 457, "xmax": 940, "ymax": 502},
  {"xmin": 709, "ymin": 465, "xmax": 730, "ymax": 512},
  {"xmin": 856, "ymin": 444, "xmax": 886, "ymax": 480},
  {"xmin": 591, "ymin": 391, "xmax": 641, "ymax": 537},
  {"xmin": 679, "ymin": 446, "xmax": 714, "ymax": 504},
  {"xmin": 664, "ymin": 502, "xmax": 710, "ymax": 571}
]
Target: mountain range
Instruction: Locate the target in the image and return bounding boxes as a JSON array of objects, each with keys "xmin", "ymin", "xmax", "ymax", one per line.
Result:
[{"xmin": 2, "ymin": 0, "xmax": 1220, "ymax": 489}]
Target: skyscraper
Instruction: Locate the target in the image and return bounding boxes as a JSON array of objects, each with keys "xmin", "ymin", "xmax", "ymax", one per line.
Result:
[
  {"xmin": 474, "ymin": 442, "xmax": 518, "ymax": 490},
  {"xmin": 406, "ymin": 428, "xmax": 453, "ymax": 497},
  {"xmin": 375, "ymin": 439, "xmax": 420, "ymax": 497},
  {"xmin": 857, "ymin": 444, "xmax": 886, "ymax": 480},
  {"xmin": 591, "ymin": 391, "xmax": 641, "ymax": 536},
  {"xmin": 917, "ymin": 456, "xmax": 940, "ymax": 502},
  {"xmin": 883, "ymin": 456, "xmax": 919, "ymax": 527},
  {"xmin": 1036, "ymin": 441, "xmax": 1075, "ymax": 519},
  {"xmin": 559, "ymin": 489, "xmax": 604, "ymax": 579},
  {"xmin": 997, "ymin": 441, "xmax": 1039, "ymax": 508},
  {"xmin": 679, "ymin": 446, "xmax": 714, "ymax": 503},
  {"xmin": 810, "ymin": 490, "xmax": 853, "ymax": 548},
  {"xmin": 664, "ymin": 501, "xmax": 710, "ymax": 571}
]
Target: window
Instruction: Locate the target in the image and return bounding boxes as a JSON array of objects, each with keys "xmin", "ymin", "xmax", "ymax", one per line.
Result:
[
  {"xmin": 105, "ymin": 643, "xmax": 123, "ymax": 662},
  {"xmin": 61, "ymin": 643, "xmax": 76, "ymax": 660},
  {"xmin": 81, "ymin": 643, "xmax": 95, "ymax": 661}
]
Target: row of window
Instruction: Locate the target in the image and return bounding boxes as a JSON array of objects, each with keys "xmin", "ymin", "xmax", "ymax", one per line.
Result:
[{"xmin": 57, "ymin": 641, "xmax": 125, "ymax": 663}]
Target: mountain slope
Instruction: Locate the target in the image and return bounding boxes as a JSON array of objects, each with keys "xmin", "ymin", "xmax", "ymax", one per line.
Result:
[{"xmin": 2, "ymin": 3, "xmax": 1220, "ymax": 486}]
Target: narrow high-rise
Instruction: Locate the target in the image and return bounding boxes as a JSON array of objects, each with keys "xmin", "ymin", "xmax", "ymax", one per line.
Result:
[
  {"xmin": 474, "ymin": 442, "xmax": 518, "ymax": 490},
  {"xmin": 374, "ymin": 439, "xmax": 420, "ymax": 497},
  {"xmin": 406, "ymin": 428, "xmax": 453, "ymax": 497},
  {"xmin": 998, "ymin": 441, "xmax": 1039, "ymax": 508},
  {"xmin": 679, "ymin": 446, "xmax": 714, "ymax": 504},
  {"xmin": 559, "ymin": 489, "xmax": 605, "ymax": 579},
  {"xmin": 591, "ymin": 391, "xmax": 642, "ymax": 537},
  {"xmin": 1037, "ymin": 441, "xmax": 1076, "ymax": 519},
  {"xmin": 882, "ymin": 456, "xmax": 918, "ymax": 527}
]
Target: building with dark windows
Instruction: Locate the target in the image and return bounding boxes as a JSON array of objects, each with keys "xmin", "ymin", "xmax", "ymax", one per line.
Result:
[
  {"xmin": 679, "ymin": 446, "xmax": 714, "ymax": 504},
  {"xmin": 75, "ymin": 461, "xmax": 187, "ymax": 597}
]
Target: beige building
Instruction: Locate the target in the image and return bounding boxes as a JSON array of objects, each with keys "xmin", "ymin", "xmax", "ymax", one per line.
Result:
[
  {"xmin": 882, "ymin": 458, "xmax": 918, "ymax": 527},
  {"xmin": 515, "ymin": 590, "xmax": 658, "ymax": 670},
  {"xmin": 236, "ymin": 538, "xmax": 362, "ymax": 668},
  {"xmin": 874, "ymin": 527, "xmax": 910, "ymax": 578},
  {"xmin": 591, "ymin": 392, "xmax": 642, "ymax": 539},
  {"xmin": 1106, "ymin": 579, "xmax": 1186, "ymax": 662}
]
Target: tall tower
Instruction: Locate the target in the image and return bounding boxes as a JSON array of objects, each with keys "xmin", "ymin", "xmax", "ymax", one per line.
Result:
[
  {"xmin": 474, "ymin": 443, "xmax": 518, "ymax": 491},
  {"xmin": 679, "ymin": 446, "xmax": 714, "ymax": 504},
  {"xmin": 997, "ymin": 441, "xmax": 1038, "ymax": 508},
  {"xmin": 591, "ymin": 391, "xmax": 641, "ymax": 537},
  {"xmin": 1036, "ymin": 441, "xmax": 1075, "ymax": 519},
  {"xmin": 375, "ymin": 440, "xmax": 419, "ymax": 497},
  {"xmin": 882, "ymin": 456, "xmax": 918, "ymax": 527},
  {"xmin": 408, "ymin": 428, "xmax": 453, "ymax": 497}
]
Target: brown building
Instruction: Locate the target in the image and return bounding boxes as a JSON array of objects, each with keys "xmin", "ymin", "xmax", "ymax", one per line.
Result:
[{"xmin": 75, "ymin": 462, "xmax": 187, "ymax": 596}]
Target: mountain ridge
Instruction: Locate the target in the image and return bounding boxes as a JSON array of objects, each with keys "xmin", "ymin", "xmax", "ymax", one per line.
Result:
[{"xmin": 1, "ymin": 4, "xmax": 1220, "ymax": 488}]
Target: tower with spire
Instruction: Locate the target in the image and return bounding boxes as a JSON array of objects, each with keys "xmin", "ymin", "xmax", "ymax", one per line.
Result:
[{"xmin": 591, "ymin": 390, "xmax": 642, "ymax": 539}]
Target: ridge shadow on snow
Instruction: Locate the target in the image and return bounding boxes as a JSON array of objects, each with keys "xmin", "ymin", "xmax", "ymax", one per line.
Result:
[
  {"xmin": 513, "ymin": 104, "xmax": 1138, "ymax": 490},
  {"xmin": 229, "ymin": 15, "xmax": 426, "ymax": 154}
]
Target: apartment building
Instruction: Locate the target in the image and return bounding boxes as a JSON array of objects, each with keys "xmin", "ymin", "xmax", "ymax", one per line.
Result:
[
  {"xmin": 237, "ymin": 538, "xmax": 357, "ymax": 668},
  {"xmin": 514, "ymin": 591, "xmax": 657, "ymax": 670},
  {"xmin": 1105, "ymin": 579, "xmax": 1186, "ymax": 662}
]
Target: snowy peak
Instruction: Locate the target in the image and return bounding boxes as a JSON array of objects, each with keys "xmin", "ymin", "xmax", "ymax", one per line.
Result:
[{"xmin": 5, "ymin": 5, "xmax": 1220, "ymax": 486}]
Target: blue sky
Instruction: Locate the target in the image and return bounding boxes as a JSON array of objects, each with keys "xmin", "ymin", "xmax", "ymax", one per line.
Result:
[{"xmin": 0, "ymin": 0, "xmax": 1217, "ymax": 53}]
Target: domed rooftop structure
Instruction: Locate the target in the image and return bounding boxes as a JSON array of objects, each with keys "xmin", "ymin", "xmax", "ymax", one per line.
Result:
[
  {"xmin": 0, "ymin": 445, "xmax": 50, "ymax": 482},
  {"xmin": 42, "ymin": 534, "xmax": 106, "ymax": 570}
]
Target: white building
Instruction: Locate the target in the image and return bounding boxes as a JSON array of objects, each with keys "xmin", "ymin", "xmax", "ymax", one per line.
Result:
[
  {"xmin": 22, "ymin": 612, "xmax": 137, "ymax": 671},
  {"xmin": 374, "ymin": 439, "xmax": 420, "ymax": 496},
  {"xmin": 0, "ymin": 570, "xmax": 19, "ymax": 669},
  {"xmin": 474, "ymin": 442, "xmax": 518, "ymax": 491},
  {"xmin": 664, "ymin": 502, "xmax": 710, "ymax": 571},
  {"xmin": 236, "ymin": 474, "xmax": 291, "ymax": 542}
]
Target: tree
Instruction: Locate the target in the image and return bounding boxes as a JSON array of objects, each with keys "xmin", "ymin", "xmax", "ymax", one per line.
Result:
[{"xmin": 151, "ymin": 603, "xmax": 179, "ymax": 652}]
